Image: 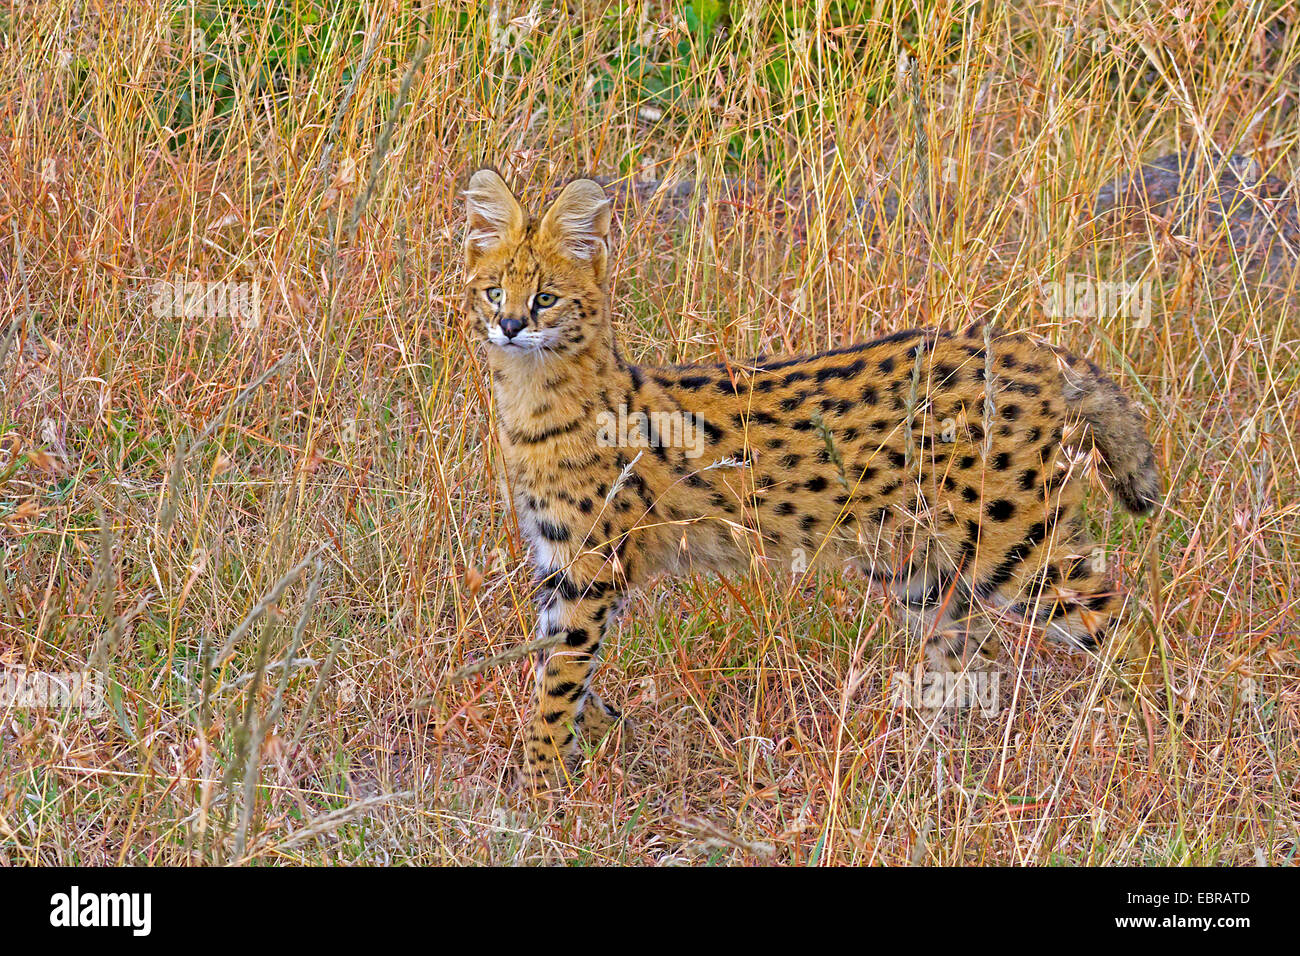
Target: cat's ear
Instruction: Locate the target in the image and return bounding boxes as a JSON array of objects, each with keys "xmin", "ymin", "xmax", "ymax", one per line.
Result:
[
  {"xmin": 539, "ymin": 179, "xmax": 611, "ymax": 269},
  {"xmin": 464, "ymin": 169, "xmax": 524, "ymax": 266}
]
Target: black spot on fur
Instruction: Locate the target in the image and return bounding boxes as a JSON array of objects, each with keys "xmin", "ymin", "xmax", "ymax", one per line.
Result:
[
  {"xmin": 974, "ymin": 514, "xmax": 1056, "ymax": 597},
  {"xmin": 699, "ymin": 418, "xmax": 724, "ymax": 443},
  {"xmin": 537, "ymin": 518, "xmax": 571, "ymax": 542},
  {"xmin": 987, "ymin": 499, "xmax": 1016, "ymax": 521},
  {"xmin": 820, "ymin": 397, "xmax": 855, "ymax": 415},
  {"xmin": 816, "ymin": 359, "xmax": 866, "ymax": 382}
]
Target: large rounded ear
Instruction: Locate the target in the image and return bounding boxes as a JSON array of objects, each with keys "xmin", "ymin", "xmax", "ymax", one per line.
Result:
[
  {"xmin": 464, "ymin": 169, "xmax": 524, "ymax": 267},
  {"xmin": 539, "ymin": 179, "xmax": 611, "ymax": 270}
]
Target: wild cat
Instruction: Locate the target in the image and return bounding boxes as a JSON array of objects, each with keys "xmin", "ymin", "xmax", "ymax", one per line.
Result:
[{"xmin": 461, "ymin": 169, "xmax": 1161, "ymax": 791}]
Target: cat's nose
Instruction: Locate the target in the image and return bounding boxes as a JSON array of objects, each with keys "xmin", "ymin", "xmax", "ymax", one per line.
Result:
[{"xmin": 499, "ymin": 316, "xmax": 525, "ymax": 339}]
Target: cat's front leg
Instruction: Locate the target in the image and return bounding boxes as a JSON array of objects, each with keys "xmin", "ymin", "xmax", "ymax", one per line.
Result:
[{"xmin": 520, "ymin": 571, "xmax": 625, "ymax": 792}]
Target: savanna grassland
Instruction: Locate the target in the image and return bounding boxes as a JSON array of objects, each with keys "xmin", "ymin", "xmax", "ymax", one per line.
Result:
[{"xmin": 1, "ymin": 0, "xmax": 1298, "ymax": 865}]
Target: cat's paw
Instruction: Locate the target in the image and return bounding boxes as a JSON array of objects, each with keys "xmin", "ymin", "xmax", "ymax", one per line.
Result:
[
  {"xmin": 580, "ymin": 700, "xmax": 632, "ymax": 742},
  {"xmin": 514, "ymin": 759, "xmax": 571, "ymax": 798}
]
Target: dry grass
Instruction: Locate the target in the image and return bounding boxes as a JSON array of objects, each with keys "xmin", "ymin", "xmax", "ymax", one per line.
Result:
[{"xmin": 1, "ymin": 0, "xmax": 1298, "ymax": 865}]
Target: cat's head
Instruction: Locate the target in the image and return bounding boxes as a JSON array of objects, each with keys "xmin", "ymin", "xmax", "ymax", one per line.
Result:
[{"xmin": 462, "ymin": 169, "xmax": 612, "ymax": 356}]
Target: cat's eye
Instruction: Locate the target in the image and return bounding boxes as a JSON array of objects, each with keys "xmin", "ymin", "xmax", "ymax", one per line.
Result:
[
  {"xmin": 485, "ymin": 287, "xmax": 503, "ymax": 303},
  {"xmin": 535, "ymin": 292, "xmax": 558, "ymax": 308}
]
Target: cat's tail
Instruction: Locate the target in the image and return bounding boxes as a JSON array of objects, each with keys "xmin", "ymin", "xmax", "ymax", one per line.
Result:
[{"xmin": 1058, "ymin": 355, "xmax": 1162, "ymax": 515}]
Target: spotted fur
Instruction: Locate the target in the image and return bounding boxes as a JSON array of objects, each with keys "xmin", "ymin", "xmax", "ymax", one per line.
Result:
[{"xmin": 462, "ymin": 170, "xmax": 1163, "ymax": 791}]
